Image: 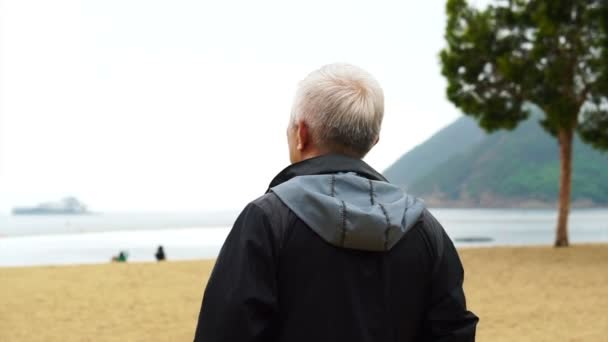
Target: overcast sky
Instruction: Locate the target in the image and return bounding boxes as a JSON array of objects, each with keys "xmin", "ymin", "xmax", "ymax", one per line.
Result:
[{"xmin": 0, "ymin": 0, "xmax": 491, "ymax": 213}]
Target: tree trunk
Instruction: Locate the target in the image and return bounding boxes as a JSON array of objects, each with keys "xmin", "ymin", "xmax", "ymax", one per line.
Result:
[{"xmin": 555, "ymin": 128, "xmax": 573, "ymax": 247}]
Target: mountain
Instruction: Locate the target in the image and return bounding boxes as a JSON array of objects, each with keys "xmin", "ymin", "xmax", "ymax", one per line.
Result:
[
  {"xmin": 384, "ymin": 115, "xmax": 608, "ymax": 207},
  {"xmin": 383, "ymin": 116, "xmax": 485, "ymax": 186}
]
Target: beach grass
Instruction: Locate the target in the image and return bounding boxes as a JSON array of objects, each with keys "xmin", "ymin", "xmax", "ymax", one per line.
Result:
[{"xmin": 1, "ymin": 244, "xmax": 607, "ymax": 341}]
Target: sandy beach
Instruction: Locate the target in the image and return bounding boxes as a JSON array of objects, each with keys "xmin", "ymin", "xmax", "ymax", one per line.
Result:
[{"xmin": 1, "ymin": 244, "xmax": 607, "ymax": 341}]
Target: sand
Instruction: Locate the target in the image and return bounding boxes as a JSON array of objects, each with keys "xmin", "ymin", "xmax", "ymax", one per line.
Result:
[{"xmin": 1, "ymin": 245, "xmax": 607, "ymax": 341}]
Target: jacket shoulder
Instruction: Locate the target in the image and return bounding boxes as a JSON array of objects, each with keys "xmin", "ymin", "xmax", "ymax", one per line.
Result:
[
  {"xmin": 250, "ymin": 192, "xmax": 299, "ymax": 251},
  {"xmin": 412, "ymin": 209, "xmax": 447, "ymax": 271},
  {"xmin": 251, "ymin": 192, "xmax": 288, "ymax": 215}
]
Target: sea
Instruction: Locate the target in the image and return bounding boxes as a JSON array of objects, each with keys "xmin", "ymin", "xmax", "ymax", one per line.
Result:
[{"xmin": 1, "ymin": 209, "xmax": 607, "ymax": 267}]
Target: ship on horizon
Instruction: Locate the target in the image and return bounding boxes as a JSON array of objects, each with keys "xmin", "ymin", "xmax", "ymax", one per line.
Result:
[{"xmin": 12, "ymin": 197, "xmax": 90, "ymax": 215}]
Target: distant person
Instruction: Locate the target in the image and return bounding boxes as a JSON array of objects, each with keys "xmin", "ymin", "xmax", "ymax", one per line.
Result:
[
  {"xmin": 194, "ymin": 64, "xmax": 478, "ymax": 341},
  {"xmin": 111, "ymin": 250, "xmax": 128, "ymax": 263},
  {"xmin": 155, "ymin": 245, "xmax": 166, "ymax": 261}
]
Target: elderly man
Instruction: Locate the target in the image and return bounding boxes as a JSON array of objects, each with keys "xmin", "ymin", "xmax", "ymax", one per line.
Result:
[{"xmin": 194, "ymin": 64, "xmax": 478, "ymax": 341}]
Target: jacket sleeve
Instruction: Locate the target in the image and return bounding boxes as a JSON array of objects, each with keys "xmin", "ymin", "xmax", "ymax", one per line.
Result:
[
  {"xmin": 423, "ymin": 212, "xmax": 479, "ymax": 341},
  {"xmin": 193, "ymin": 203, "xmax": 279, "ymax": 342}
]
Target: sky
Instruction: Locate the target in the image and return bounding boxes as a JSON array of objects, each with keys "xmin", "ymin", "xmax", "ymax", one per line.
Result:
[{"xmin": 0, "ymin": 0, "xmax": 491, "ymax": 213}]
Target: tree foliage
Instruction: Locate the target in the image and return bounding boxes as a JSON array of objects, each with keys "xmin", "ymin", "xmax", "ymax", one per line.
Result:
[{"xmin": 441, "ymin": 0, "xmax": 608, "ymax": 149}]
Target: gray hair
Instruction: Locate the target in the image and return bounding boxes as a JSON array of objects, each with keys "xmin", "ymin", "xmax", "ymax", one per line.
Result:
[{"xmin": 290, "ymin": 63, "xmax": 384, "ymax": 157}]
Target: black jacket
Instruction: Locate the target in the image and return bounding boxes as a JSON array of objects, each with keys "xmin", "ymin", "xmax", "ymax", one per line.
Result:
[{"xmin": 194, "ymin": 154, "xmax": 478, "ymax": 341}]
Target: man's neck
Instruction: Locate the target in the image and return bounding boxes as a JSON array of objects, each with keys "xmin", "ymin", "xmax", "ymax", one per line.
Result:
[{"xmin": 295, "ymin": 149, "xmax": 325, "ymax": 163}]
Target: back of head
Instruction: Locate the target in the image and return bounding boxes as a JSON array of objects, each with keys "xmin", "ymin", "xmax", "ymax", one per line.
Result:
[{"xmin": 291, "ymin": 63, "xmax": 384, "ymax": 158}]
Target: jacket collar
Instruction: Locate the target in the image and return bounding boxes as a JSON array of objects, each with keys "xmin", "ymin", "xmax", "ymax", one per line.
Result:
[{"xmin": 268, "ymin": 153, "xmax": 388, "ymax": 189}]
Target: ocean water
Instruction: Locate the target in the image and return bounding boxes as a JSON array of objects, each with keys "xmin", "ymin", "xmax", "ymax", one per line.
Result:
[{"xmin": 1, "ymin": 209, "xmax": 607, "ymax": 267}]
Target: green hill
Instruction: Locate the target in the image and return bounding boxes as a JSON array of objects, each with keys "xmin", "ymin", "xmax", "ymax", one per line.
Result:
[
  {"xmin": 383, "ymin": 116, "xmax": 485, "ymax": 187},
  {"xmin": 384, "ymin": 116, "xmax": 608, "ymax": 207}
]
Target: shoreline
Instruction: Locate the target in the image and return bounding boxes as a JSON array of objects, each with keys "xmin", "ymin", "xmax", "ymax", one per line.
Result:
[
  {"xmin": 422, "ymin": 198, "xmax": 608, "ymax": 209},
  {"xmin": 2, "ymin": 242, "xmax": 607, "ymax": 270}
]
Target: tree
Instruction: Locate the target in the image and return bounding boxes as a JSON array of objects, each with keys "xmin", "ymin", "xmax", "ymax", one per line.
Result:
[{"xmin": 441, "ymin": 0, "xmax": 608, "ymax": 247}]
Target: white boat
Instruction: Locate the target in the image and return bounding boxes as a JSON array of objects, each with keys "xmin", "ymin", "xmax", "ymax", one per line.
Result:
[{"xmin": 12, "ymin": 197, "xmax": 90, "ymax": 215}]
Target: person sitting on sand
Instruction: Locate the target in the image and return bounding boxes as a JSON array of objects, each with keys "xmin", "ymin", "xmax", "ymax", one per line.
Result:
[
  {"xmin": 111, "ymin": 251, "xmax": 128, "ymax": 263},
  {"xmin": 155, "ymin": 245, "xmax": 166, "ymax": 262},
  {"xmin": 194, "ymin": 64, "xmax": 478, "ymax": 341}
]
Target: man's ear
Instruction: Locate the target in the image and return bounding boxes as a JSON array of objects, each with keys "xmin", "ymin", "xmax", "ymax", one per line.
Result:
[
  {"xmin": 296, "ymin": 121, "xmax": 310, "ymax": 151},
  {"xmin": 373, "ymin": 135, "xmax": 380, "ymax": 147}
]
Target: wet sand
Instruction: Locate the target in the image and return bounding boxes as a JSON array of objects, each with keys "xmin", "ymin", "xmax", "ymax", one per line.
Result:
[{"xmin": 1, "ymin": 244, "xmax": 607, "ymax": 341}]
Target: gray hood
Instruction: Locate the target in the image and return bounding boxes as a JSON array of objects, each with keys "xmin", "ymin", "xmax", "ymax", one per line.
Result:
[{"xmin": 271, "ymin": 173, "xmax": 425, "ymax": 252}]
